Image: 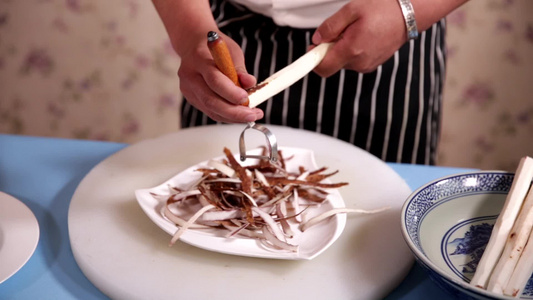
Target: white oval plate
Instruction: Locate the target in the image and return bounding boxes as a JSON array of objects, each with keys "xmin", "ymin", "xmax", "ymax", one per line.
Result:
[
  {"xmin": 0, "ymin": 191, "xmax": 40, "ymax": 284},
  {"xmin": 135, "ymin": 147, "xmax": 346, "ymax": 260}
]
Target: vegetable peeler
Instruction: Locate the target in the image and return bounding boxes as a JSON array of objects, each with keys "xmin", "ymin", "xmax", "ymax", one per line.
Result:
[
  {"xmin": 207, "ymin": 31, "xmax": 331, "ymax": 162},
  {"xmin": 207, "ymin": 31, "xmax": 278, "ymax": 162}
]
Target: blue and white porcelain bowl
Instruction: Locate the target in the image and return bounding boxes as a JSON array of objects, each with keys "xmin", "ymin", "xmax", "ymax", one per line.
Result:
[{"xmin": 401, "ymin": 171, "xmax": 533, "ymax": 300}]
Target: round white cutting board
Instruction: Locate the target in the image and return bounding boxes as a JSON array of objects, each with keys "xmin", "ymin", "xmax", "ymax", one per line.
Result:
[{"xmin": 68, "ymin": 124, "xmax": 413, "ymax": 300}]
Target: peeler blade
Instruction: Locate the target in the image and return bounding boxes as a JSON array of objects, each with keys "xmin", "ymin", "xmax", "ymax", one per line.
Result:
[{"xmin": 239, "ymin": 122, "xmax": 278, "ymax": 162}]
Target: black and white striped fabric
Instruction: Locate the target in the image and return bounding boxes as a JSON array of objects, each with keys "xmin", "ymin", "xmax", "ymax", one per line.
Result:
[{"xmin": 181, "ymin": 0, "xmax": 446, "ymax": 165}]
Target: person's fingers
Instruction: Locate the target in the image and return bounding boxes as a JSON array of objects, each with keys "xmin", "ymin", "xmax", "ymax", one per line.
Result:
[
  {"xmin": 176, "ymin": 32, "xmax": 263, "ymax": 124},
  {"xmin": 200, "ymin": 92, "xmax": 263, "ymax": 123},
  {"xmin": 237, "ymin": 72, "xmax": 257, "ymax": 90},
  {"xmin": 208, "ymin": 107, "xmax": 264, "ymax": 124},
  {"xmin": 224, "ymin": 33, "xmax": 257, "ymax": 88},
  {"xmin": 202, "ymin": 65, "xmax": 249, "ymax": 105},
  {"xmin": 212, "ymin": 33, "xmax": 257, "ymax": 99},
  {"xmin": 180, "ymin": 73, "xmax": 263, "ymax": 123},
  {"xmin": 312, "ymin": 2, "xmax": 360, "ymax": 44},
  {"xmin": 312, "ymin": 39, "xmax": 356, "ymax": 77}
]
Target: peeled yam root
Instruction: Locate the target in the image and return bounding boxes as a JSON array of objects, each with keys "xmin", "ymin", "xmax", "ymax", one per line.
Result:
[
  {"xmin": 470, "ymin": 156, "xmax": 533, "ymax": 297},
  {"xmin": 504, "ymin": 212, "xmax": 533, "ymax": 297},
  {"xmin": 247, "ymin": 43, "xmax": 332, "ymax": 108}
]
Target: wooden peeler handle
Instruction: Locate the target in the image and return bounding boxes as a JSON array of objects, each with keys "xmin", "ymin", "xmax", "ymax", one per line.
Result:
[{"xmin": 207, "ymin": 31, "xmax": 249, "ymax": 106}]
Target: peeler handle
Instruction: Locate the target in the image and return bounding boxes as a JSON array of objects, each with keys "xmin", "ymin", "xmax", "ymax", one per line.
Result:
[
  {"xmin": 207, "ymin": 31, "xmax": 249, "ymax": 106},
  {"xmin": 208, "ymin": 32, "xmax": 277, "ymax": 162}
]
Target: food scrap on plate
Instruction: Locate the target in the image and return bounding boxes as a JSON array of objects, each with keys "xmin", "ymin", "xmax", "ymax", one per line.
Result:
[{"xmin": 146, "ymin": 147, "xmax": 387, "ymax": 256}]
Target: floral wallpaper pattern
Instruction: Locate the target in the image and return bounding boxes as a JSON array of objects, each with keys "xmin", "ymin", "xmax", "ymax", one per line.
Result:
[
  {"xmin": 439, "ymin": 0, "xmax": 533, "ymax": 170},
  {"xmin": 0, "ymin": 0, "xmax": 181, "ymax": 142},
  {"xmin": 0, "ymin": 0, "xmax": 532, "ymax": 171}
]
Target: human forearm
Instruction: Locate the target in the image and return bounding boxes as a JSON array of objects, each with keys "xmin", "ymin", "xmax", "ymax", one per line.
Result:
[
  {"xmin": 151, "ymin": 0, "xmax": 262, "ymax": 124},
  {"xmin": 151, "ymin": 0, "xmax": 218, "ymax": 57}
]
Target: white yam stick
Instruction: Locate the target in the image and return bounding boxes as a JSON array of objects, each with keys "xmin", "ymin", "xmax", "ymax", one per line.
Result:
[
  {"xmin": 503, "ymin": 186, "xmax": 533, "ymax": 297},
  {"xmin": 487, "ymin": 184, "xmax": 533, "ymax": 293},
  {"xmin": 504, "ymin": 242, "xmax": 533, "ymax": 298},
  {"xmin": 247, "ymin": 43, "xmax": 332, "ymax": 108},
  {"xmin": 470, "ymin": 156, "xmax": 533, "ymax": 289}
]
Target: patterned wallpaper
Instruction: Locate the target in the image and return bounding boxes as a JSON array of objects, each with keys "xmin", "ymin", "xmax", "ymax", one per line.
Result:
[
  {"xmin": 0, "ymin": 0, "xmax": 532, "ymax": 171},
  {"xmin": 0, "ymin": 0, "xmax": 181, "ymax": 142},
  {"xmin": 440, "ymin": 0, "xmax": 533, "ymax": 171}
]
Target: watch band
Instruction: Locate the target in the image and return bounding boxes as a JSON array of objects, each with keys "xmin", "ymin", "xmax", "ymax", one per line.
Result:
[{"xmin": 397, "ymin": 0, "xmax": 419, "ymax": 40}]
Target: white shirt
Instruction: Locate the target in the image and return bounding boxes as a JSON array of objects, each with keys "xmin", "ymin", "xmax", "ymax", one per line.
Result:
[{"xmin": 229, "ymin": 0, "xmax": 350, "ymax": 28}]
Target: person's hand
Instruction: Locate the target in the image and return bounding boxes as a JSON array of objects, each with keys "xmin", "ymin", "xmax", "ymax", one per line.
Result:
[
  {"xmin": 311, "ymin": 0, "xmax": 409, "ymax": 77},
  {"xmin": 177, "ymin": 32, "xmax": 263, "ymax": 123}
]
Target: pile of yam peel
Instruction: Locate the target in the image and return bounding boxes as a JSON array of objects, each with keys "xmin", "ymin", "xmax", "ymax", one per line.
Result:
[{"xmin": 155, "ymin": 147, "xmax": 388, "ymax": 253}]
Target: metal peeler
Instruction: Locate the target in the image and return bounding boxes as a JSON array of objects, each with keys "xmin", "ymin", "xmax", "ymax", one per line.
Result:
[
  {"xmin": 207, "ymin": 31, "xmax": 278, "ymax": 162},
  {"xmin": 238, "ymin": 122, "xmax": 278, "ymax": 162}
]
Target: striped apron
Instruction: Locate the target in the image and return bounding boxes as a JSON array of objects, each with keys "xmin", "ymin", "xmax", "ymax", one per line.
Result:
[{"xmin": 181, "ymin": 0, "xmax": 446, "ymax": 165}]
